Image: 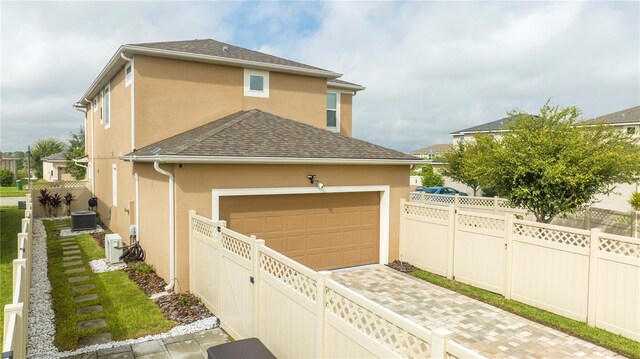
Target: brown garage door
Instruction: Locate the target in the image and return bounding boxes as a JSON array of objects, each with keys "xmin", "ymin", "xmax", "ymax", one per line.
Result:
[{"xmin": 220, "ymin": 192, "xmax": 379, "ymax": 271}]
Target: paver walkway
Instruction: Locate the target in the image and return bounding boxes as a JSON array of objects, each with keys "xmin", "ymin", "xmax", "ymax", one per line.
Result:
[{"xmin": 332, "ymin": 266, "xmax": 625, "ymax": 358}]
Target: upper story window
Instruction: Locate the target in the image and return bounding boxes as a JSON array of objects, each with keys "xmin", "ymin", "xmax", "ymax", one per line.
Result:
[
  {"xmin": 92, "ymin": 97, "xmax": 98, "ymax": 113},
  {"xmin": 244, "ymin": 69, "xmax": 269, "ymax": 98},
  {"xmin": 326, "ymin": 92, "xmax": 340, "ymax": 132},
  {"xmin": 125, "ymin": 64, "xmax": 132, "ymax": 87},
  {"xmin": 626, "ymin": 126, "xmax": 638, "ymax": 136},
  {"xmin": 103, "ymin": 84, "xmax": 111, "ymax": 128},
  {"xmin": 99, "ymin": 93, "xmax": 103, "ymax": 124}
]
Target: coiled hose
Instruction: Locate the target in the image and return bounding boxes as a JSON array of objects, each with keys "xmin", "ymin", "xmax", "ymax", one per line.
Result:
[{"xmin": 119, "ymin": 240, "xmax": 146, "ymax": 261}]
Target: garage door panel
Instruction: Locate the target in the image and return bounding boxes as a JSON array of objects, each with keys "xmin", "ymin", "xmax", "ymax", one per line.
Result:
[{"xmin": 221, "ymin": 193, "xmax": 379, "ymax": 271}]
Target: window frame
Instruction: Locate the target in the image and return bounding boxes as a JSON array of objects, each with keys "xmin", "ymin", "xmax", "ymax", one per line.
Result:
[
  {"xmin": 243, "ymin": 69, "xmax": 269, "ymax": 98},
  {"xmin": 103, "ymin": 83, "xmax": 111, "ymax": 129},
  {"xmin": 326, "ymin": 91, "xmax": 340, "ymax": 132},
  {"xmin": 99, "ymin": 92, "xmax": 104, "ymax": 124},
  {"xmin": 125, "ymin": 64, "xmax": 132, "ymax": 87},
  {"xmin": 92, "ymin": 97, "xmax": 98, "ymax": 113}
]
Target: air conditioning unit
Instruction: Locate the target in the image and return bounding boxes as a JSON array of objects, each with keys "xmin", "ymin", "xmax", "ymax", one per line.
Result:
[
  {"xmin": 71, "ymin": 211, "xmax": 97, "ymax": 231},
  {"xmin": 105, "ymin": 233, "xmax": 123, "ymax": 264}
]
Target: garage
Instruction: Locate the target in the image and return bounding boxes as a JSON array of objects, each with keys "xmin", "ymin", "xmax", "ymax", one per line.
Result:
[{"xmin": 220, "ymin": 192, "xmax": 380, "ymax": 270}]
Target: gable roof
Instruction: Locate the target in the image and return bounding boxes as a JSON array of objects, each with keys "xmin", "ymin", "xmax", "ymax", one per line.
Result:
[
  {"xmin": 0, "ymin": 152, "xmax": 18, "ymax": 160},
  {"xmin": 76, "ymin": 39, "xmax": 358, "ymax": 105},
  {"xmin": 409, "ymin": 144, "xmax": 452, "ymax": 155},
  {"xmin": 124, "ymin": 110, "xmax": 422, "ymax": 165},
  {"xmin": 450, "ymin": 115, "xmax": 519, "ymax": 135},
  {"xmin": 42, "ymin": 151, "xmax": 68, "ymax": 162},
  {"xmin": 581, "ymin": 105, "xmax": 640, "ymax": 125}
]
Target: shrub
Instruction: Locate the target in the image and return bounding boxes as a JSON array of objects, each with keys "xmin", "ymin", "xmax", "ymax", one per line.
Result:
[
  {"xmin": 63, "ymin": 192, "xmax": 74, "ymax": 216},
  {"xmin": 421, "ymin": 165, "xmax": 444, "ymax": 187},
  {"xmin": 38, "ymin": 189, "xmax": 51, "ymax": 215},
  {"xmin": 48, "ymin": 193, "xmax": 63, "ymax": 217},
  {"xmin": 629, "ymin": 192, "xmax": 640, "ymax": 211},
  {"xmin": 0, "ymin": 169, "xmax": 13, "ymax": 186}
]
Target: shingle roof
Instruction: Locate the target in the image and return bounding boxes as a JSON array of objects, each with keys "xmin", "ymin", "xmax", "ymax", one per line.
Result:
[
  {"xmin": 42, "ymin": 151, "xmax": 68, "ymax": 162},
  {"xmin": 450, "ymin": 116, "xmax": 519, "ymax": 135},
  {"xmin": 130, "ymin": 39, "xmax": 329, "ymax": 73},
  {"xmin": 581, "ymin": 106, "xmax": 640, "ymax": 125},
  {"xmin": 409, "ymin": 144, "xmax": 452, "ymax": 155},
  {"xmin": 0, "ymin": 152, "xmax": 18, "ymax": 159},
  {"xmin": 129, "ymin": 110, "xmax": 418, "ymax": 162}
]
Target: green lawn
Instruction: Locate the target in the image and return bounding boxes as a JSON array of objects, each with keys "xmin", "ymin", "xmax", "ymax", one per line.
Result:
[
  {"xmin": 0, "ymin": 186, "xmax": 27, "ymax": 197},
  {"xmin": 410, "ymin": 268, "xmax": 640, "ymax": 359},
  {"xmin": 44, "ymin": 220, "xmax": 174, "ymax": 350},
  {"xmin": 0, "ymin": 206, "xmax": 25, "ymax": 342}
]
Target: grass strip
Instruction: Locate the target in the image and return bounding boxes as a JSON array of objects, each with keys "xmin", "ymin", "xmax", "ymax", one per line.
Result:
[
  {"xmin": 410, "ymin": 268, "xmax": 640, "ymax": 359},
  {"xmin": 0, "ymin": 206, "xmax": 25, "ymax": 341},
  {"xmin": 0, "ymin": 186, "xmax": 27, "ymax": 198},
  {"xmin": 45, "ymin": 220, "xmax": 174, "ymax": 350}
]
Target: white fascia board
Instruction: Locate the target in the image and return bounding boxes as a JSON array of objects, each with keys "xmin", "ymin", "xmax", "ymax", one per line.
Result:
[
  {"xmin": 77, "ymin": 45, "xmax": 342, "ymax": 104},
  {"xmin": 120, "ymin": 155, "xmax": 425, "ymax": 165},
  {"xmin": 327, "ymin": 81, "xmax": 366, "ymax": 92}
]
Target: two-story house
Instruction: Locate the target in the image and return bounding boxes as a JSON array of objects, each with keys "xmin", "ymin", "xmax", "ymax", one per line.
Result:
[{"xmin": 73, "ymin": 39, "xmax": 420, "ymax": 291}]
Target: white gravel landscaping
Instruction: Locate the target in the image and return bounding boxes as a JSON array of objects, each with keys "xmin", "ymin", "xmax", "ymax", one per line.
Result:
[
  {"xmin": 60, "ymin": 225, "xmax": 103, "ymax": 237},
  {"xmin": 26, "ymin": 218, "xmax": 220, "ymax": 359},
  {"xmin": 88, "ymin": 258, "xmax": 126, "ymax": 273}
]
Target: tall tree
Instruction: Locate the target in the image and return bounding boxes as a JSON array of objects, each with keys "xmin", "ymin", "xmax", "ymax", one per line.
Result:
[
  {"xmin": 65, "ymin": 127, "xmax": 86, "ymax": 180},
  {"xmin": 473, "ymin": 102, "xmax": 640, "ymax": 223},
  {"xmin": 420, "ymin": 165, "xmax": 445, "ymax": 187},
  {"xmin": 441, "ymin": 141, "xmax": 482, "ymax": 196},
  {"xmin": 26, "ymin": 138, "xmax": 66, "ymax": 179}
]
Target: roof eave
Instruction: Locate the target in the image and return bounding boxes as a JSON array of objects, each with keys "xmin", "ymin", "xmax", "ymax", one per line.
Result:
[
  {"xmin": 327, "ymin": 81, "xmax": 366, "ymax": 92},
  {"xmin": 120, "ymin": 155, "xmax": 425, "ymax": 165},
  {"xmin": 77, "ymin": 45, "xmax": 343, "ymax": 104}
]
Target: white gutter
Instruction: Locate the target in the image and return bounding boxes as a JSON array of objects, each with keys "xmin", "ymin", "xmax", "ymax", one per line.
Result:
[
  {"xmin": 87, "ymin": 98, "xmax": 95, "ymax": 194},
  {"xmin": 135, "ymin": 172, "xmax": 140, "ymax": 243},
  {"xmin": 121, "ymin": 155, "xmax": 425, "ymax": 165},
  {"xmin": 327, "ymin": 81, "xmax": 366, "ymax": 92},
  {"xmin": 153, "ymin": 161, "xmax": 175, "ymax": 291},
  {"xmin": 120, "ymin": 53, "xmax": 136, "ymax": 151}
]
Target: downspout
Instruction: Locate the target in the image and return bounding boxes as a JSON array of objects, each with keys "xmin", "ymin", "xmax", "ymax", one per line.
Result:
[
  {"xmin": 120, "ymin": 53, "xmax": 135, "ymax": 152},
  {"xmin": 153, "ymin": 161, "xmax": 175, "ymax": 291},
  {"xmin": 87, "ymin": 97, "xmax": 95, "ymax": 194},
  {"xmin": 135, "ymin": 172, "xmax": 140, "ymax": 243}
]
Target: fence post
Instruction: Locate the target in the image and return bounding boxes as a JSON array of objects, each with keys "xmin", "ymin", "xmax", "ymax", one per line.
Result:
[
  {"xmin": 399, "ymin": 199, "xmax": 406, "ymax": 262},
  {"xmin": 493, "ymin": 196, "xmax": 499, "ymax": 214},
  {"xmin": 431, "ymin": 328, "xmax": 453, "ymax": 359},
  {"xmin": 587, "ymin": 228, "xmax": 601, "ymax": 327},
  {"xmin": 315, "ymin": 271, "xmax": 331, "ymax": 358},
  {"xmin": 454, "ymin": 194, "xmax": 459, "ymax": 207},
  {"xmin": 633, "ymin": 211, "xmax": 638, "ymax": 239},
  {"xmin": 504, "ymin": 215, "xmax": 514, "ymax": 299},
  {"xmin": 216, "ymin": 220, "xmax": 226, "ymax": 318},
  {"xmin": 446, "ymin": 205, "xmax": 456, "ymax": 279},
  {"xmin": 4, "ymin": 303, "xmax": 25, "ymax": 359},
  {"xmin": 12, "ymin": 259, "xmax": 26, "ymax": 304},
  {"xmin": 585, "ymin": 207, "xmax": 591, "ymax": 229},
  {"xmin": 188, "ymin": 210, "xmax": 196, "ymax": 294},
  {"xmin": 252, "ymin": 237, "xmax": 264, "ymax": 338}
]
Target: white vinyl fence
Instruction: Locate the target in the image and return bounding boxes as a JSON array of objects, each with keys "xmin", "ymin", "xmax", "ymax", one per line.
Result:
[
  {"xmin": 2, "ymin": 194, "xmax": 34, "ymax": 359},
  {"xmin": 189, "ymin": 211, "xmax": 485, "ymax": 359},
  {"xmin": 399, "ymin": 200, "xmax": 640, "ymax": 341},
  {"xmin": 409, "ymin": 192, "xmax": 527, "ymax": 216}
]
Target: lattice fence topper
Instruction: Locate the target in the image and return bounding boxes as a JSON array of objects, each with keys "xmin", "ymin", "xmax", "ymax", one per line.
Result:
[
  {"xmin": 459, "ymin": 197, "xmax": 494, "ymax": 207},
  {"xmin": 457, "ymin": 213, "xmax": 505, "ymax": 232},
  {"xmin": 325, "ymin": 288, "xmax": 430, "ymax": 358},
  {"xmin": 404, "ymin": 203, "xmax": 449, "ymax": 221},
  {"xmin": 409, "ymin": 192, "xmax": 423, "ymax": 202},
  {"xmin": 31, "ymin": 180, "xmax": 89, "ymax": 189},
  {"xmin": 514, "ymin": 223, "xmax": 590, "ymax": 248},
  {"xmin": 221, "ymin": 232, "xmax": 252, "ymax": 261},
  {"xmin": 260, "ymin": 252, "xmax": 317, "ymax": 301},
  {"xmin": 193, "ymin": 218, "xmax": 215, "ymax": 239},
  {"xmin": 599, "ymin": 237, "xmax": 640, "ymax": 258}
]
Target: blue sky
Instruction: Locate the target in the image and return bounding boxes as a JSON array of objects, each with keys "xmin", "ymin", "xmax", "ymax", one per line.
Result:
[{"xmin": 1, "ymin": 1, "xmax": 638, "ymax": 152}]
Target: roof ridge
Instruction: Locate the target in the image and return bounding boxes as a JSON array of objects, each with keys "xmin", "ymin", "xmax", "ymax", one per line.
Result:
[{"xmin": 171, "ymin": 110, "xmax": 257, "ymax": 155}]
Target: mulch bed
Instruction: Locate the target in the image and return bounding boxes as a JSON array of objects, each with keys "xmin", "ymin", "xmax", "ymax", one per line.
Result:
[
  {"xmin": 387, "ymin": 259, "xmax": 416, "ymax": 273},
  {"xmin": 87, "ymin": 231, "xmax": 212, "ymax": 324}
]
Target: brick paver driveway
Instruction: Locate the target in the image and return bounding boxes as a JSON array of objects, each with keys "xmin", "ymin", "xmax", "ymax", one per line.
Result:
[{"xmin": 332, "ymin": 266, "xmax": 624, "ymax": 358}]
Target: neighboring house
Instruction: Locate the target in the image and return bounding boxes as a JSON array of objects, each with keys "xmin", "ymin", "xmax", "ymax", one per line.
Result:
[
  {"xmin": 0, "ymin": 152, "xmax": 19, "ymax": 176},
  {"xmin": 580, "ymin": 105, "xmax": 640, "ymax": 137},
  {"xmin": 409, "ymin": 143, "xmax": 452, "ymax": 162},
  {"xmin": 73, "ymin": 39, "xmax": 421, "ymax": 290},
  {"xmin": 42, "ymin": 151, "xmax": 74, "ymax": 182}
]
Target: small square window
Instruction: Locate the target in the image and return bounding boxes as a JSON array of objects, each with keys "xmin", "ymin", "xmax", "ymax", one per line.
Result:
[
  {"xmin": 249, "ymin": 75, "xmax": 263, "ymax": 91},
  {"xmin": 92, "ymin": 98, "xmax": 97, "ymax": 112},
  {"xmin": 125, "ymin": 64, "xmax": 132, "ymax": 87},
  {"xmin": 627, "ymin": 126, "xmax": 637, "ymax": 135},
  {"xmin": 244, "ymin": 69, "xmax": 269, "ymax": 98}
]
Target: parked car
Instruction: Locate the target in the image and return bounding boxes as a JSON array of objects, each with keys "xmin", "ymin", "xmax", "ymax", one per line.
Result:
[{"xmin": 415, "ymin": 186, "xmax": 468, "ymax": 196}]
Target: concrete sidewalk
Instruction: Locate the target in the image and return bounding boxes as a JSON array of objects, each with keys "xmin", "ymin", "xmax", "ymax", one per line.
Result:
[
  {"xmin": 0, "ymin": 196, "xmax": 25, "ymax": 206},
  {"xmin": 332, "ymin": 265, "xmax": 624, "ymax": 359}
]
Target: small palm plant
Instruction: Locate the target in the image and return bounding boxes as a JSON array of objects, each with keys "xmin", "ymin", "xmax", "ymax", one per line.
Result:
[
  {"xmin": 38, "ymin": 189, "xmax": 51, "ymax": 216},
  {"xmin": 48, "ymin": 193, "xmax": 63, "ymax": 217},
  {"xmin": 64, "ymin": 192, "xmax": 75, "ymax": 216}
]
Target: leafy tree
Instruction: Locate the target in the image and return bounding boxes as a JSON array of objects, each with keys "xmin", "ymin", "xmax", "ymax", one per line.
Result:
[
  {"xmin": 472, "ymin": 102, "xmax": 640, "ymax": 223},
  {"xmin": 442, "ymin": 141, "xmax": 482, "ymax": 196},
  {"xmin": 13, "ymin": 151, "xmax": 24, "ymax": 170},
  {"xmin": 421, "ymin": 165, "xmax": 445, "ymax": 187},
  {"xmin": 64, "ymin": 127, "xmax": 86, "ymax": 180},
  {"xmin": 0, "ymin": 169, "xmax": 14, "ymax": 186},
  {"xmin": 26, "ymin": 138, "xmax": 66, "ymax": 179}
]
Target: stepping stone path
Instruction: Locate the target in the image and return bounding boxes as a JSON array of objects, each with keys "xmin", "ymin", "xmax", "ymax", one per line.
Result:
[{"xmin": 55, "ymin": 230, "xmax": 113, "ymax": 347}]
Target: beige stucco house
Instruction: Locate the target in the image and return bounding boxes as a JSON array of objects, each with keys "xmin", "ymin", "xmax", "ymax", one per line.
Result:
[
  {"xmin": 74, "ymin": 39, "xmax": 421, "ymax": 291},
  {"xmin": 0, "ymin": 152, "xmax": 19, "ymax": 177}
]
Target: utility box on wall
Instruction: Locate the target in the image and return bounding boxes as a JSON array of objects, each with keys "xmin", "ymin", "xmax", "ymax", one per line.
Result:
[{"xmin": 105, "ymin": 233, "xmax": 123, "ymax": 264}]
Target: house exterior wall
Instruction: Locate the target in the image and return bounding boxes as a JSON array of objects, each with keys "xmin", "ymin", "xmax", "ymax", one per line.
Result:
[
  {"xmin": 133, "ymin": 55, "xmax": 350, "ymax": 149},
  {"xmin": 133, "ymin": 163, "xmax": 409, "ymax": 291},
  {"xmin": 0, "ymin": 159, "xmax": 17, "ymax": 175}
]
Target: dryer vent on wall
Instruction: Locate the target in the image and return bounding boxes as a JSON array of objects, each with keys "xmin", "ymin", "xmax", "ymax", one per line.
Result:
[{"xmin": 71, "ymin": 211, "xmax": 97, "ymax": 231}]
